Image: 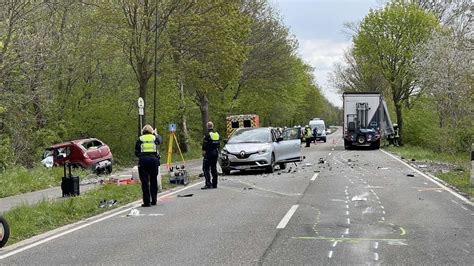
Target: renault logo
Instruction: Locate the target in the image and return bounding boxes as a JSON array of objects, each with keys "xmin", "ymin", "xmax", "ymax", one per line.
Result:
[{"xmin": 239, "ymin": 151, "xmax": 246, "ymax": 157}]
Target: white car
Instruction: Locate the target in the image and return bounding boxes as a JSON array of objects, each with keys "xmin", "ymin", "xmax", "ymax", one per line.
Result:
[{"xmin": 219, "ymin": 127, "xmax": 301, "ymax": 175}]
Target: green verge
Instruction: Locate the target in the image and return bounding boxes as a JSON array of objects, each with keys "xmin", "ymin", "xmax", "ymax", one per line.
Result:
[
  {"xmin": 384, "ymin": 145, "xmax": 473, "ymax": 197},
  {"xmin": 1, "ymin": 174, "xmax": 196, "ymax": 246}
]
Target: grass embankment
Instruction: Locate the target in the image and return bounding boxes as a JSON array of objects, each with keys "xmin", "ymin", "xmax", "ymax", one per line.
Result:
[
  {"xmin": 1, "ymin": 174, "xmax": 196, "ymax": 246},
  {"xmin": 0, "ymin": 167, "xmax": 90, "ymax": 198},
  {"xmin": 384, "ymin": 145, "xmax": 473, "ymax": 198}
]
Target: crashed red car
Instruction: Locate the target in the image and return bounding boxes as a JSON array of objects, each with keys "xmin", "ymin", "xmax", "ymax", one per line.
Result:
[{"xmin": 42, "ymin": 138, "xmax": 113, "ymax": 173}]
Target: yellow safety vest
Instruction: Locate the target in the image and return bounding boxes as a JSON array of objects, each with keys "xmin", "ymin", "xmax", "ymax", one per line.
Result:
[
  {"xmin": 209, "ymin": 132, "xmax": 220, "ymax": 145},
  {"xmin": 305, "ymin": 128, "xmax": 311, "ymax": 138},
  {"xmin": 140, "ymin": 134, "xmax": 157, "ymax": 153}
]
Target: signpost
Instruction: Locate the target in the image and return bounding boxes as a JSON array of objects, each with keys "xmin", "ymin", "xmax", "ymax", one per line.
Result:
[{"xmin": 138, "ymin": 97, "xmax": 144, "ymax": 136}]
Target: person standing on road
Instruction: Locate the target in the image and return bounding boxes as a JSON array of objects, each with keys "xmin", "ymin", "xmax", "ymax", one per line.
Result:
[
  {"xmin": 201, "ymin": 121, "xmax": 220, "ymax": 190},
  {"xmin": 304, "ymin": 126, "xmax": 312, "ymax": 147},
  {"xmin": 135, "ymin": 124, "xmax": 162, "ymax": 207}
]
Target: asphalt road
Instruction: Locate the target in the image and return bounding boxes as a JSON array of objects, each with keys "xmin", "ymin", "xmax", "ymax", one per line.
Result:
[{"xmin": 1, "ymin": 129, "xmax": 472, "ymax": 265}]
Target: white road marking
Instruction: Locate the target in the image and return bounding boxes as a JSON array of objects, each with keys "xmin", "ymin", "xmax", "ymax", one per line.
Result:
[
  {"xmin": 451, "ymin": 200, "xmax": 469, "ymax": 211},
  {"xmin": 382, "ymin": 211, "xmax": 386, "ymax": 215},
  {"xmin": 332, "ymin": 148, "xmax": 335, "ymax": 151},
  {"xmin": 0, "ymin": 181, "xmax": 204, "ymax": 260},
  {"xmin": 311, "ymin": 173, "xmax": 319, "ymax": 181},
  {"xmin": 381, "ymin": 206, "xmax": 385, "ymax": 209},
  {"xmin": 277, "ymin": 205, "xmax": 299, "ymax": 229},
  {"xmin": 328, "ymin": 250, "xmax": 334, "ymax": 258},
  {"xmin": 374, "ymin": 252, "xmax": 379, "ymax": 261},
  {"xmin": 345, "ymin": 205, "xmax": 349, "ymax": 209},
  {"xmin": 380, "ymin": 149, "xmax": 474, "ymax": 206},
  {"xmin": 328, "ymin": 153, "xmax": 332, "ymax": 156},
  {"xmin": 374, "ymin": 242, "xmax": 379, "ymax": 249},
  {"xmin": 347, "ymin": 218, "xmax": 351, "ymax": 224},
  {"xmin": 346, "ymin": 211, "xmax": 350, "ymax": 216},
  {"xmin": 344, "ymin": 228, "xmax": 349, "ymax": 235},
  {"xmin": 381, "ymin": 217, "xmax": 385, "ymax": 221},
  {"xmin": 332, "ymin": 241, "xmax": 338, "ymax": 247}
]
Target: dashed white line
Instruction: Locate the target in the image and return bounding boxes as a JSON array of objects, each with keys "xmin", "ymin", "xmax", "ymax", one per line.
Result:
[
  {"xmin": 328, "ymin": 153, "xmax": 332, "ymax": 156},
  {"xmin": 328, "ymin": 250, "xmax": 334, "ymax": 258},
  {"xmin": 381, "ymin": 217, "xmax": 385, "ymax": 221},
  {"xmin": 346, "ymin": 211, "xmax": 350, "ymax": 216},
  {"xmin": 381, "ymin": 206, "xmax": 385, "ymax": 209},
  {"xmin": 374, "ymin": 252, "xmax": 379, "ymax": 261},
  {"xmin": 345, "ymin": 205, "xmax": 349, "ymax": 209},
  {"xmin": 311, "ymin": 173, "xmax": 319, "ymax": 181},
  {"xmin": 347, "ymin": 218, "xmax": 351, "ymax": 224},
  {"xmin": 382, "ymin": 211, "xmax": 386, "ymax": 215},
  {"xmin": 374, "ymin": 242, "xmax": 379, "ymax": 249},
  {"xmin": 277, "ymin": 205, "xmax": 299, "ymax": 229},
  {"xmin": 332, "ymin": 241, "xmax": 338, "ymax": 247},
  {"xmin": 344, "ymin": 228, "xmax": 349, "ymax": 235}
]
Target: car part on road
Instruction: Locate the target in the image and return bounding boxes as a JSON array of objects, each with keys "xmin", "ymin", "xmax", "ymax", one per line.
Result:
[{"xmin": 177, "ymin": 194, "xmax": 193, "ymax": 198}]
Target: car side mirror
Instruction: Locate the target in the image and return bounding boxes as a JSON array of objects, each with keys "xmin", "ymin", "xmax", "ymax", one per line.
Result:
[{"xmin": 276, "ymin": 137, "xmax": 283, "ymax": 142}]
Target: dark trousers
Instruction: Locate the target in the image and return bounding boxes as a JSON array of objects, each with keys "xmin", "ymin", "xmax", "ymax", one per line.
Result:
[
  {"xmin": 138, "ymin": 156, "xmax": 159, "ymax": 205},
  {"xmin": 203, "ymin": 155, "xmax": 218, "ymax": 188},
  {"xmin": 305, "ymin": 138, "xmax": 311, "ymax": 147}
]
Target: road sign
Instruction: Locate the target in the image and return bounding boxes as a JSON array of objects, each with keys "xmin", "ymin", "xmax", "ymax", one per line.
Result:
[
  {"xmin": 138, "ymin": 97, "xmax": 144, "ymax": 115},
  {"xmin": 168, "ymin": 123, "xmax": 177, "ymax": 132}
]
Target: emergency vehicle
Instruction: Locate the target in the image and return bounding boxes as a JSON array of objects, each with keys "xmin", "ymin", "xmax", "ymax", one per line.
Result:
[{"xmin": 225, "ymin": 114, "xmax": 259, "ymax": 137}]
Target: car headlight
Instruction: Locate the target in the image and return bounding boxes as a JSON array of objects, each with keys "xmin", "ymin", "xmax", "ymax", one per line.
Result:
[{"xmin": 258, "ymin": 148, "xmax": 269, "ymax": 154}]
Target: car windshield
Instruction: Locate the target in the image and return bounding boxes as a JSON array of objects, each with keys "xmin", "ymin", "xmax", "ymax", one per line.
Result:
[{"xmin": 228, "ymin": 128, "xmax": 270, "ymax": 144}]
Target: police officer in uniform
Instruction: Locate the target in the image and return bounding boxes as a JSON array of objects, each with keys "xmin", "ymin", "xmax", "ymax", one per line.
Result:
[
  {"xmin": 304, "ymin": 125, "xmax": 312, "ymax": 147},
  {"xmin": 201, "ymin": 121, "xmax": 220, "ymax": 189},
  {"xmin": 135, "ymin": 124, "xmax": 162, "ymax": 207}
]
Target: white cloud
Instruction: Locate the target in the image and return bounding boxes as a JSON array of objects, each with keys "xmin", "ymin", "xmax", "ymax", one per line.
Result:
[{"xmin": 297, "ymin": 39, "xmax": 351, "ymax": 107}]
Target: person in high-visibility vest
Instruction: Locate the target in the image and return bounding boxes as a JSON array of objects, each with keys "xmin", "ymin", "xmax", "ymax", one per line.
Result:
[
  {"xmin": 201, "ymin": 121, "xmax": 220, "ymax": 189},
  {"xmin": 304, "ymin": 126, "xmax": 312, "ymax": 147},
  {"xmin": 135, "ymin": 124, "xmax": 162, "ymax": 207}
]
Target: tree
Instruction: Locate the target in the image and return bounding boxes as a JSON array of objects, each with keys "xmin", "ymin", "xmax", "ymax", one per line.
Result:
[{"xmin": 353, "ymin": 3, "xmax": 438, "ymax": 144}]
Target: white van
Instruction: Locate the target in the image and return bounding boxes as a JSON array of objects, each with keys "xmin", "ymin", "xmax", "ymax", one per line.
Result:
[{"xmin": 309, "ymin": 119, "xmax": 326, "ymax": 142}]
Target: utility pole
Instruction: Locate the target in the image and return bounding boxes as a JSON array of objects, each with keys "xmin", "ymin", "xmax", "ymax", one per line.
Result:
[{"xmin": 153, "ymin": 0, "xmax": 158, "ymax": 129}]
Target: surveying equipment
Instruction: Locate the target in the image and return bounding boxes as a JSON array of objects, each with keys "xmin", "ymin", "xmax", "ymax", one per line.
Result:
[{"xmin": 166, "ymin": 124, "xmax": 189, "ymax": 185}]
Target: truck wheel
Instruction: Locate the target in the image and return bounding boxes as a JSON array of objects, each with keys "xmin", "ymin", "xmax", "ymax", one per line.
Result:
[
  {"xmin": 357, "ymin": 135, "xmax": 366, "ymax": 144},
  {"xmin": 0, "ymin": 216, "xmax": 10, "ymax": 248},
  {"xmin": 372, "ymin": 139, "xmax": 381, "ymax": 150},
  {"xmin": 344, "ymin": 140, "xmax": 351, "ymax": 150}
]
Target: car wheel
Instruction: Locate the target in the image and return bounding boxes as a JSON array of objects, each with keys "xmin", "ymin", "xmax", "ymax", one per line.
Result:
[
  {"xmin": 323, "ymin": 138, "xmax": 327, "ymax": 143},
  {"xmin": 266, "ymin": 154, "xmax": 275, "ymax": 173},
  {"xmin": 0, "ymin": 216, "xmax": 10, "ymax": 248},
  {"xmin": 106, "ymin": 164, "xmax": 113, "ymax": 174},
  {"xmin": 371, "ymin": 139, "xmax": 381, "ymax": 150},
  {"xmin": 279, "ymin": 163, "xmax": 286, "ymax": 170}
]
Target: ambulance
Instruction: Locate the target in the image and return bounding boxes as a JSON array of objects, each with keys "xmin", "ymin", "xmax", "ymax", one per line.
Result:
[{"xmin": 225, "ymin": 114, "xmax": 259, "ymax": 137}]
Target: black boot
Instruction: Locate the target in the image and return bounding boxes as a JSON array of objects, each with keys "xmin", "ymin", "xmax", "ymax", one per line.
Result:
[{"xmin": 201, "ymin": 185, "xmax": 211, "ymax": 190}]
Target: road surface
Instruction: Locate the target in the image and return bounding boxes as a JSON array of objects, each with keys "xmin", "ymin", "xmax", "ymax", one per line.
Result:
[{"xmin": 1, "ymin": 129, "xmax": 472, "ymax": 265}]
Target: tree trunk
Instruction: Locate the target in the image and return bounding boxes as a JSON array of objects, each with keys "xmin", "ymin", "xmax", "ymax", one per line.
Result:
[
  {"xmin": 178, "ymin": 80, "xmax": 190, "ymax": 153},
  {"xmin": 395, "ymin": 102, "xmax": 403, "ymax": 146},
  {"xmin": 199, "ymin": 94, "xmax": 209, "ymax": 135}
]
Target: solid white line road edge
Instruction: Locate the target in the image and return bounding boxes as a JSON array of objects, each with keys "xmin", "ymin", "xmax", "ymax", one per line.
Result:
[
  {"xmin": 277, "ymin": 205, "xmax": 299, "ymax": 229},
  {"xmin": 380, "ymin": 149, "xmax": 473, "ymax": 206},
  {"xmin": 0, "ymin": 181, "xmax": 204, "ymax": 260},
  {"xmin": 311, "ymin": 173, "xmax": 319, "ymax": 181}
]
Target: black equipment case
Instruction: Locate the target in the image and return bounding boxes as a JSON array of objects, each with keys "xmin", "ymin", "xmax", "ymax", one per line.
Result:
[{"xmin": 61, "ymin": 163, "xmax": 80, "ymax": 197}]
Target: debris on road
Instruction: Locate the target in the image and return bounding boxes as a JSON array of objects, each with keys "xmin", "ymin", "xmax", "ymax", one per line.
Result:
[
  {"xmin": 177, "ymin": 194, "xmax": 193, "ymax": 198},
  {"xmin": 406, "ymin": 174, "xmax": 415, "ymax": 177},
  {"xmin": 99, "ymin": 199, "xmax": 117, "ymax": 208},
  {"xmin": 351, "ymin": 193, "xmax": 369, "ymax": 201},
  {"xmin": 318, "ymin": 158, "xmax": 325, "ymax": 164},
  {"xmin": 411, "ymin": 159, "xmax": 416, "ymax": 162},
  {"xmin": 127, "ymin": 209, "xmax": 140, "ymax": 217},
  {"xmin": 243, "ymin": 187, "xmax": 254, "ymax": 190},
  {"xmin": 377, "ymin": 167, "xmax": 389, "ymax": 170}
]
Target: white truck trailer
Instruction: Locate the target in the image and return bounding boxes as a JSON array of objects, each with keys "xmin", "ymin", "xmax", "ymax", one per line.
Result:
[{"xmin": 343, "ymin": 92, "xmax": 394, "ymax": 149}]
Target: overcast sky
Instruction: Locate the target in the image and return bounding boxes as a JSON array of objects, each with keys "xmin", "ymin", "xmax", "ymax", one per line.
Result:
[{"xmin": 271, "ymin": 0, "xmax": 386, "ymax": 107}]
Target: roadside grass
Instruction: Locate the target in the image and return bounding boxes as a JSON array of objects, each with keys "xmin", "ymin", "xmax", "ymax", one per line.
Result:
[
  {"xmin": 384, "ymin": 145, "xmax": 473, "ymax": 197},
  {"xmin": 2, "ymin": 174, "xmax": 197, "ymax": 246},
  {"xmin": 0, "ymin": 166, "xmax": 89, "ymax": 198}
]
